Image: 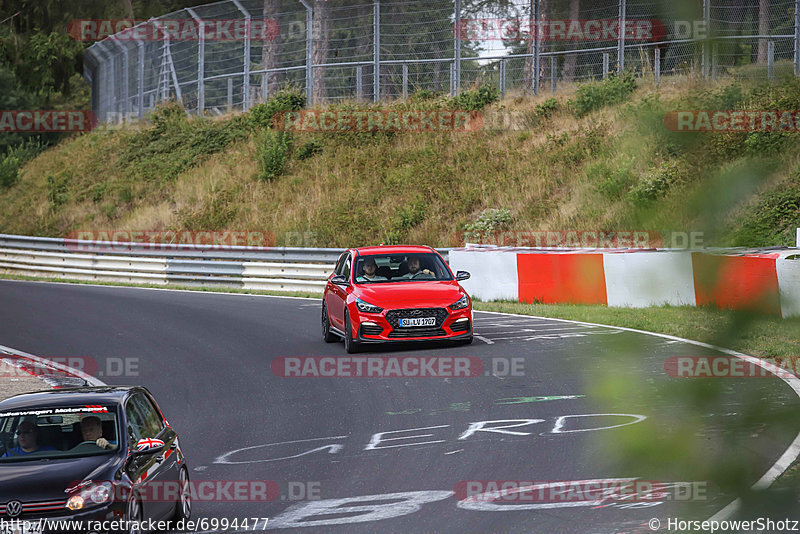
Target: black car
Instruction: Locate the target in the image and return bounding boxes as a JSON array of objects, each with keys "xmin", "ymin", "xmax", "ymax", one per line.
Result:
[{"xmin": 0, "ymin": 387, "xmax": 190, "ymax": 533}]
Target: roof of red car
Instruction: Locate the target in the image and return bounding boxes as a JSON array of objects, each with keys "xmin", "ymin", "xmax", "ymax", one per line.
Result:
[{"xmin": 354, "ymin": 245, "xmax": 435, "ymax": 255}]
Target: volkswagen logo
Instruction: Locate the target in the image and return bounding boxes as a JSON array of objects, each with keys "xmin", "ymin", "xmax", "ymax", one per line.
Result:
[{"xmin": 5, "ymin": 500, "xmax": 22, "ymax": 518}]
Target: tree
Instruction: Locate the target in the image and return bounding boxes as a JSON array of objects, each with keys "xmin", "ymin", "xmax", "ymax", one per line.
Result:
[
  {"xmin": 757, "ymin": 0, "xmax": 769, "ymax": 64},
  {"xmin": 261, "ymin": 0, "xmax": 280, "ymax": 98}
]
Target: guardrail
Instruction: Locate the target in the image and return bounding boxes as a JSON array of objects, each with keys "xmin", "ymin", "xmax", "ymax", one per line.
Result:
[{"xmin": 0, "ymin": 234, "xmax": 451, "ymax": 293}]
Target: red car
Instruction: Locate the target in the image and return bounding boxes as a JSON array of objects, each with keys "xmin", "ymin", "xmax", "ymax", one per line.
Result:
[{"xmin": 322, "ymin": 245, "xmax": 473, "ymax": 353}]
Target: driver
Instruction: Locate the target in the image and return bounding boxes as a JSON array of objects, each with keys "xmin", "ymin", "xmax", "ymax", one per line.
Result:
[
  {"xmin": 400, "ymin": 257, "xmax": 434, "ymax": 279},
  {"xmin": 1, "ymin": 420, "xmax": 57, "ymax": 457},
  {"xmin": 80, "ymin": 416, "xmax": 116, "ymax": 450}
]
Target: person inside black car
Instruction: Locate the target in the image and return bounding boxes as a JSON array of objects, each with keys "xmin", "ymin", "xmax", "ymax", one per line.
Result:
[
  {"xmin": 80, "ymin": 416, "xmax": 117, "ymax": 450},
  {"xmin": 1, "ymin": 420, "xmax": 57, "ymax": 457}
]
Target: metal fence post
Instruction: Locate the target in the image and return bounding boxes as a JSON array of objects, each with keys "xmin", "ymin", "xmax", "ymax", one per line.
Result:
[
  {"xmin": 500, "ymin": 58, "xmax": 506, "ymax": 98},
  {"xmin": 618, "ymin": 0, "xmax": 626, "ymax": 74},
  {"xmin": 116, "ymin": 42, "xmax": 130, "ymax": 114},
  {"xmin": 702, "ymin": 0, "xmax": 710, "ymax": 77},
  {"xmin": 533, "ymin": 0, "xmax": 540, "ymax": 94},
  {"xmin": 712, "ymin": 43, "xmax": 718, "ymax": 81},
  {"xmin": 768, "ymin": 40, "xmax": 775, "ymax": 80},
  {"xmin": 603, "ymin": 52, "xmax": 609, "ymax": 79},
  {"xmin": 654, "ymin": 47, "xmax": 660, "ymax": 85},
  {"xmin": 227, "ymin": 77, "xmax": 233, "ymax": 111},
  {"xmin": 262, "ymin": 73, "xmax": 269, "ymax": 102},
  {"xmin": 795, "ymin": 0, "xmax": 799, "ymax": 76},
  {"xmin": 356, "ymin": 65, "xmax": 363, "ymax": 100},
  {"xmin": 186, "ymin": 8, "xmax": 205, "ymax": 113},
  {"xmin": 137, "ymin": 40, "xmax": 144, "ymax": 117},
  {"xmin": 454, "ymin": 0, "xmax": 461, "ymax": 95},
  {"xmin": 299, "ymin": 0, "xmax": 313, "ymax": 105},
  {"xmin": 550, "ymin": 56, "xmax": 556, "ymax": 93},
  {"xmin": 402, "ymin": 63, "xmax": 408, "ymax": 99},
  {"xmin": 449, "ymin": 62, "xmax": 455, "ymax": 96},
  {"xmin": 374, "ymin": 0, "xmax": 380, "ymax": 102},
  {"xmin": 231, "ymin": 0, "xmax": 251, "ymax": 110}
]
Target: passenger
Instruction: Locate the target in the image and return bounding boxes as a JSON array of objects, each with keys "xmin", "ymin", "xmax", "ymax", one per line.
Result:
[
  {"xmin": 80, "ymin": 416, "xmax": 116, "ymax": 450},
  {"xmin": 400, "ymin": 257, "xmax": 434, "ymax": 279},
  {"xmin": 357, "ymin": 257, "xmax": 387, "ymax": 282},
  {"xmin": 1, "ymin": 421, "xmax": 57, "ymax": 457}
]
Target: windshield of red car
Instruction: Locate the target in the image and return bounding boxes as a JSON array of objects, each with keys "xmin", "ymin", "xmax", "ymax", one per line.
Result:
[{"xmin": 353, "ymin": 253, "xmax": 453, "ymax": 284}]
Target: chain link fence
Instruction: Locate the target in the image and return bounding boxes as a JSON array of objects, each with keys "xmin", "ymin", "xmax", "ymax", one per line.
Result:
[{"xmin": 84, "ymin": 0, "xmax": 800, "ymax": 122}]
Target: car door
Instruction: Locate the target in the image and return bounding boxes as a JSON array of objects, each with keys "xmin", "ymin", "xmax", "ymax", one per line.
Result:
[
  {"xmin": 327, "ymin": 252, "xmax": 351, "ymax": 330},
  {"xmin": 125, "ymin": 394, "xmax": 177, "ymax": 520}
]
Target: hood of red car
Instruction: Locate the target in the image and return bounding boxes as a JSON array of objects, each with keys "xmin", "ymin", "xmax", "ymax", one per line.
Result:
[{"xmin": 354, "ymin": 280, "xmax": 466, "ymax": 309}]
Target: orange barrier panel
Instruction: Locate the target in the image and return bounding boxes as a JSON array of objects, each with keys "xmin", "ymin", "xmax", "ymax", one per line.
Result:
[
  {"xmin": 517, "ymin": 253, "xmax": 607, "ymax": 305},
  {"xmin": 691, "ymin": 253, "xmax": 781, "ymax": 315}
]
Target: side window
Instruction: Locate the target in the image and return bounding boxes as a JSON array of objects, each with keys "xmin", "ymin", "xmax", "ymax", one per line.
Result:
[
  {"xmin": 125, "ymin": 401, "xmax": 145, "ymax": 448},
  {"xmin": 334, "ymin": 253, "xmax": 347, "ymax": 276},
  {"xmin": 132, "ymin": 394, "xmax": 165, "ymax": 439},
  {"xmin": 342, "ymin": 255, "xmax": 352, "ymax": 279}
]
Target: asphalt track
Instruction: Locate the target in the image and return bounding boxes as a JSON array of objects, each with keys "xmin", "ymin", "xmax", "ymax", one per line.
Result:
[{"xmin": 1, "ymin": 279, "xmax": 799, "ymax": 534}]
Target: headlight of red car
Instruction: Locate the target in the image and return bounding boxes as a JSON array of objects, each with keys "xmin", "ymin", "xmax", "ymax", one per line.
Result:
[
  {"xmin": 449, "ymin": 295, "xmax": 469, "ymax": 311},
  {"xmin": 356, "ymin": 298, "xmax": 383, "ymax": 314}
]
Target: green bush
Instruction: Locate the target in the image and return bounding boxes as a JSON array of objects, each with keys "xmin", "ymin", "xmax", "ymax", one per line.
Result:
[
  {"xmin": 257, "ymin": 130, "xmax": 292, "ymax": 181},
  {"xmin": 464, "ymin": 208, "xmax": 512, "ymax": 242},
  {"xmin": 588, "ymin": 159, "xmax": 636, "ymax": 199},
  {"xmin": 0, "ymin": 139, "xmax": 46, "ymax": 188},
  {"xmin": 570, "ymin": 74, "xmax": 637, "ymax": 117},
  {"xmin": 0, "ymin": 155, "xmax": 20, "ymax": 188},
  {"xmin": 409, "ymin": 89, "xmax": 442, "ymax": 101},
  {"xmin": 296, "ymin": 139, "xmax": 322, "ymax": 160},
  {"xmin": 629, "ymin": 161, "xmax": 681, "ymax": 204},
  {"xmin": 451, "ymin": 84, "xmax": 500, "ymax": 111},
  {"xmin": 250, "ymin": 89, "xmax": 306, "ymax": 129}
]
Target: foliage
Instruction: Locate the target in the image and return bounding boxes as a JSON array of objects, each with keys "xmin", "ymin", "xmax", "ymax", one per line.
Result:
[
  {"xmin": 570, "ymin": 74, "xmax": 637, "ymax": 117},
  {"xmin": 629, "ymin": 160, "xmax": 682, "ymax": 204},
  {"xmin": 451, "ymin": 84, "xmax": 500, "ymax": 111},
  {"xmin": 296, "ymin": 139, "xmax": 322, "ymax": 160},
  {"xmin": 257, "ymin": 130, "xmax": 292, "ymax": 181},
  {"xmin": 0, "ymin": 139, "xmax": 46, "ymax": 188},
  {"xmin": 249, "ymin": 89, "xmax": 306, "ymax": 129},
  {"xmin": 464, "ymin": 208, "xmax": 512, "ymax": 242}
]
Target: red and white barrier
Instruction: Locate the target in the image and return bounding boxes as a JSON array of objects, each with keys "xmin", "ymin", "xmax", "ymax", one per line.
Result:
[{"xmin": 450, "ymin": 247, "xmax": 800, "ymax": 318}]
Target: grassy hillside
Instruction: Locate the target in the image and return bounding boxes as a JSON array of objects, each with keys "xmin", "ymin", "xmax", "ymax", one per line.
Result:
[{"xmin": 1, "ymin": 74, "xmax": 799, "ymax": 247}]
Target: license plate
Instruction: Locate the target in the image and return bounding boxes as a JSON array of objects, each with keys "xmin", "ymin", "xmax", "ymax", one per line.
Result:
[
  {"xmin": 1, "ymin": 522, "xmax": 42, "ymax": 534},
  {"xmin": 399, "ymin": 317, "xmax": 436, "ymax": 327}
]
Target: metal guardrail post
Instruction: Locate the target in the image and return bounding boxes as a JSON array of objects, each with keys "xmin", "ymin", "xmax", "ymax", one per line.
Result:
[
  {"xmin": 231, "ymin": 0, "xmax": 251, "ymax": 110},
  {"xmin": 454, "ymin": 0, "xmax": 461, "ymax": 95},
  {"xmin": 618, "ymin": 0, "xmax": 626, "ymax": 74},
  {"xmin": 374, "ymin": 0, "xmax": 380, "ymax": 102},
  {"xmin": 186, "ymin": 8, "xmax": 205, "ymax": 113}
]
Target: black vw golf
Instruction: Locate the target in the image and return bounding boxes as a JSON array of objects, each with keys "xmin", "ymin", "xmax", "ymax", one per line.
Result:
[{"xmin": 0, "ymin": 387, "xmax": 190, "ymax": 533}]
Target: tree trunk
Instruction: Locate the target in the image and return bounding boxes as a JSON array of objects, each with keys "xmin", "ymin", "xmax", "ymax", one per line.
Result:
[
  {"xmin": 261, "ymin": 0, "xmax": 280, "ymax": 99},
  {"xmin": 312, "ymin": 0, "xmax": 330, "ymax": 102},
  {"xmin": 562, "ymin": 0, "xmax": 579, "ymax": 82},
  {"xmin": 757, "ymin": 0, "xmax": 769, "ymax": 64},
  {"xmin": 523, "ymin": 1, "xmax": 536, "ymax": 92}
]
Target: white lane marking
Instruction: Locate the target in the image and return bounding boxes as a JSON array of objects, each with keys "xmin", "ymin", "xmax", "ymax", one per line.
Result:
[
  {"xmin": 474, "ymin": 335, "xmax": 494, "ymax": 345},
  {"xmin": 550, "ymin": 414, "xmax": 648, "ymax": 433},
  {"xmin": 0, "ymin": 343, "xmax": 106, "ymax": 386},
  {"xmin": 475, "ymin": 310, "xmax": 800, "ymax": 523},
  {"xmin": 215, "ymin": 436, "xmax": 348, "ymax": 464}
]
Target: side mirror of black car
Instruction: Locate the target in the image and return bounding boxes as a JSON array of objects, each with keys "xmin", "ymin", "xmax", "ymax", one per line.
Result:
[
  {"xmin": 331, "ymin": 275, "xmax": 349, "ymax": 286},
  {"xmin": 456, "ymin": 271, "xmax": 471, "ymax": 281}
]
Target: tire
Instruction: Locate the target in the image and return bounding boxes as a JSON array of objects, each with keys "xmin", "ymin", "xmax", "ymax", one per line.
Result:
[
  {"xmin": 171, "ymin": 465, "xmax": 192, "ymax": 523},
  {"xmin": 343, "ymin": 311, "xmax": 361, "ymax": 354},
  {"xmin": 321, "ymin": 302, "xmax": 338, "ymax": 343},
  {"xmin": 126, "ymin": 495, "xmax": 143, "ymax": 534}
]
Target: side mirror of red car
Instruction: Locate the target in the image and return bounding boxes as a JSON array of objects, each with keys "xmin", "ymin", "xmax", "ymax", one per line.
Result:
[
  {"xmin": 456, "ymin": 271, "xmax": 470, "ymax": 281},
  {"xmin": 331, "ymin": 275, "xmax": 349, "ymax": 286}
]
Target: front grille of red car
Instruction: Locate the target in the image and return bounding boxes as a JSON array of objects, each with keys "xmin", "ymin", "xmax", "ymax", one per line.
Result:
[
  {"xmin": 388, "ymin": 327, "xmax": 447, "ymax": 338},
  {"xmin": 385, "ymin": 308, "xmax": 449, "ymax": 329}
]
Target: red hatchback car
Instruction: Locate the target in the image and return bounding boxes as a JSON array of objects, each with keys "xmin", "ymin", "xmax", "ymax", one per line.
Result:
[{"xmin": 322, "ymin": 245, "xmax": 473, "ymax": 352}]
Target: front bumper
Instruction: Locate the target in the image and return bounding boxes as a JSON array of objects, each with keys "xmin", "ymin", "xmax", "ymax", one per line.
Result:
[{"xmin": 355, "ymin": 307, "xmax": 472, "ymax": 343}]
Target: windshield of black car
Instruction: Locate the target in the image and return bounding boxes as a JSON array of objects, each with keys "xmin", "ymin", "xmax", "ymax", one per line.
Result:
[
  {"xmin": 353, "ymin": 253, "xmax": 453, "ymax": 283},
  {"xmin": 0, "ymin": 407, "xmax": 120, "ymax": 461}
]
